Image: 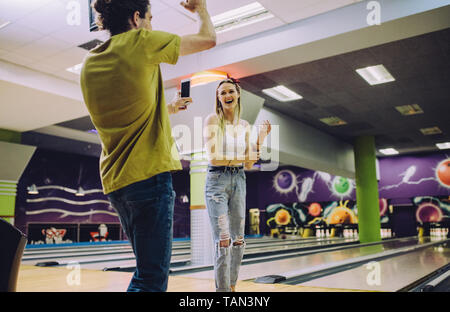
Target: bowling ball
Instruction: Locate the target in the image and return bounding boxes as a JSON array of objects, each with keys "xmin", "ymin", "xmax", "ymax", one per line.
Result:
[
  {"xmin": 277, "ymin": 171, "xmax": 293, "ymax": 189},
  {"xmin": 275, "ymin": 209, "xmax": 291, "ymax": 225},
  {"xmin": 328, "ymin": 207, "xmax": 353, "ymax": 224},
  {"xmin": 436, "ymin": 159, "xmax": 450, "ymax": 187},
  {"xmin": 333, "ymin": 177, "xmax": 350, "ymax": 194},
  {"xmin": 308, "ymin": 203, "xmax": 322, "ymax": 217}
]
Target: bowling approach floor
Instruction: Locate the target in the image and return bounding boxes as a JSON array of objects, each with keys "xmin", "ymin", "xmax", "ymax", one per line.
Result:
[{"xmin": 16, "ymin": 236, "xmax": 449, "ymax": 292}]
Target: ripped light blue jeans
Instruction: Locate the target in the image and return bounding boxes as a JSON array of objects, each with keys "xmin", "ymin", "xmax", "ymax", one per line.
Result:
[{"xmin": 205, "ymin": 165, "xmax": 246, "ymax": 292}]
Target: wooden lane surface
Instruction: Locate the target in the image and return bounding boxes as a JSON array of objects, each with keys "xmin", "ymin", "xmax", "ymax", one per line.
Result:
[{"xmin": 16, "ymin": 265, "xmax": 369, "ymax": 292}]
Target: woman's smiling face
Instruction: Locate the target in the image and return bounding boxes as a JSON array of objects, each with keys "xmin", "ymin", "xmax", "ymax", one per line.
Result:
[{"xmin": 217, "ymin": 82, "xmax": 240, "ymax": 111}]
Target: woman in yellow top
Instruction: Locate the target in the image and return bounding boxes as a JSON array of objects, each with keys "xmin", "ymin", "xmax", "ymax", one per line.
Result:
[
  {"xmin": 203, "ymin": 78, "xmax": 271, "ymax": 292},
  {"xmin": 81, "ymin": 0, "xmax": 215, "ymax": 292}
]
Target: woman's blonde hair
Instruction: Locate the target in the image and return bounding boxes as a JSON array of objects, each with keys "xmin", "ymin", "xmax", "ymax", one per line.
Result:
[{"xmin": 215, "ymin": 78, "xmax": 241, "ymax": 134}]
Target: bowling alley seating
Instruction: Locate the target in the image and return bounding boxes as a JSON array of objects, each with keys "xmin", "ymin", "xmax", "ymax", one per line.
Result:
[{"xmin": 0, "ymin": 218, "xmax": 27, "ymax": 292}]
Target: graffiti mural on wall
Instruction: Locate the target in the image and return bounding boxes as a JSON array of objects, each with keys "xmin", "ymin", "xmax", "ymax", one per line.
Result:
[
  {"xmin": 266, "ymin": 200, "xmax": 357, "ymax": 235},
  {"xmin": 24, "ymin": 184, "xmax": 119, "ymax": 224},
  {"xmin": 379, "ymin": 156, "xmax": 450, "ymax": 198},
  {"xmin": 271, "ymin": 169, "xmax": 356, "ymax": 203},
  {"xmin": 414, "ymin": 196, "xmax": 450, "ymax": 223},
  {"xmin": 265, "ymin": 198, "xmax": 391, "ymax": 235}
]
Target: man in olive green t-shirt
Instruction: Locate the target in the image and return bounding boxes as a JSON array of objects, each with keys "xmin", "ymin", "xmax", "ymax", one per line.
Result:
[{"xmin": 80, "ymin": 0, "xmax": 215, "ymax": 292}]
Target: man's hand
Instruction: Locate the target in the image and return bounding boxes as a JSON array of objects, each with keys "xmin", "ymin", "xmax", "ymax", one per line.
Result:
[
  {"xmin": 180, "ymin": 0, "xmax": 206, "ymax": 13},
  {"xmin": 168, "ymin": 91, "xmax": 192, "ymax": 115}
]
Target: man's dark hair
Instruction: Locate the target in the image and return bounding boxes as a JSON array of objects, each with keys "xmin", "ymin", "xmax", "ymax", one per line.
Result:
[{"xmin": 92, "ymin": 0, "xmax": 150, "ymax": 36}]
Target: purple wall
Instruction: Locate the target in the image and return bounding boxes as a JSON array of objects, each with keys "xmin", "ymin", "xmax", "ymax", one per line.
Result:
[
  {"xmin": 378, "ymin": 153, "xmax": 450, "ymax": 199},
  {"xmin": 15, "ymin": 149, "xmax": 190, "ymax": 242},
  {"xmin": 16, "ymin": 149, "xmax": 450, "ymax": 240}
]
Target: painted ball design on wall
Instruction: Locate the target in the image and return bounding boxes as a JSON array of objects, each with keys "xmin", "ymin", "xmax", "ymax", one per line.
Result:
[
  {"xmin": 379, "ymin": 198, "xmax": 388, "ymax": 217},
  {"xmin": 275, "ymin": 209, "xmax": 291, "ymax": 225},
  {"xmin": 333, "ymin": 177, "xmax": 350, "ymax": 194},
  {"xmin": 273, "ymin": 170, "xmax": 297, "ymax": 194},
  {"xmin": 277, "ymin": 171, "xmax": 293, "ymax": 189},
  {"xmin": 326, "ymin": 200, "xmax": 358, "ymax": 224},
  {"xmin": 416, "ymin": 202, "xmax": 443, "ymax": 223},
  {"xmin": 328, "ymin": 208, "xmax": 352, "ymax": 224},
  {"xmin": 308, "ymin": 202, "xmax": 322, "ymax": 217},
  {"xmin": 436, "ymin": 159, "xmax": 450, "ymax": 188}
]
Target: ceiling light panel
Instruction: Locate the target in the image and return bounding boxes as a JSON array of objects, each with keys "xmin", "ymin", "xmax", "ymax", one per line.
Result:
[
  {"xmin": 66, "ymin": 63, "xmax": 83, "ymax": 75},
  {"xmin": 436, "ymin": 142, "xmax": 450, "ymax": 150},
  {"xmin": 379, "ymin": 148, "xmax": 399, "ymax": 155},
  {"xmin": 319, "ymin": 117, "xmax": 347, "ymax": 126},
  {"xmin": 211, "ymin": 2, "xmax": 274, "ymax": 33},
  {"xmin": 262, "ymin": 85, "xmax": 303, "ymax": 102},
  {"xmin": 420, "ymin": 127, "xmax": 442, "ymax": 135},
  {"xmin": 0, "ymin": 20, "xmax": 11, "ymax": 30},
  {"xmin": 356, "ymin": 64, "xmax": 395, "ymax": 85},
  {"xmin": 395, "ymin": 104, "xmax": 424, "ymax": 116}
]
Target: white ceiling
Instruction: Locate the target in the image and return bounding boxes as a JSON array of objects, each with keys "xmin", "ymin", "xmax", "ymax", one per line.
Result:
[
  {"xmin": 11, "ymin": 0, "xmax": 450, "ymax": 145},
  {"xmin": 0, "ymin": 0, "xmax": 364, "ymax": 133},
  {"xmin": 0, "ymin": 0, "xmax": 361, "ymax": 84}
]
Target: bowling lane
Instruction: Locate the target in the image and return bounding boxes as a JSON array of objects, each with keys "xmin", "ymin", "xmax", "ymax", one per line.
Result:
[
  {"xmin": 23, "ymin": 240, "xmax": 190, "ymax": 256},
  {"xmin": 22, "ymin": 241, "xmax": 190, "ymax": 260},
  {"xmin": 179, "ymin": 237, "xmax": 440, "ymax": 281},
  {"xmin": 42, "ymin": 236, "xmax": 359, "ymax": 271},
  {"xmin": 21, "ymin": 235, "xmax": 336, "ymax": 264},
  {"xmin": 22, "ymin": 236, "xmax": 285, "ymax": 257},
  {"xmin": 297, "ymin": 240, "xmax": 450, "ymax": 291},
  {"xmin": 20, "ymin": 236, "xmax": 306, "ymax": 267},
  {"xmin": 86, "ymin": 237, "xmax": 359, "ymax": 271}
]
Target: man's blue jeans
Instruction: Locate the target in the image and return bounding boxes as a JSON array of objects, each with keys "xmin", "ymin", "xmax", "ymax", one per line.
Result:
[{"xmin": 107, "ymin": 172, "xmax": 175, "ymax": 292}]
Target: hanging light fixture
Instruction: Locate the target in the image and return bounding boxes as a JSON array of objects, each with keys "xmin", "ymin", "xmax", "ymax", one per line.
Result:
[
  {"xmin": 27, "ymin": 184, "xmax": 39, "ymax": 195},
  {"xmin": 75, "ymin": 186, "xmax": 85, "ymax": 197}
]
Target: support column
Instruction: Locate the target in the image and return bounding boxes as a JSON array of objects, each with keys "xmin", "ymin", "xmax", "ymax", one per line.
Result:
[
  {"xmin": 0, "ymin": 180, "xmax": 17, "ymax": 224},
  {"xmin": 0, "ymin": 129, "xmax": 22, "ymax": 225},
  {"xmin": 354, "ymin": 136, "xmax": 381, "ymax": 243},
  {"xmin": 189, "ymin": 152, "xmax": 213, "ymax": 265}
]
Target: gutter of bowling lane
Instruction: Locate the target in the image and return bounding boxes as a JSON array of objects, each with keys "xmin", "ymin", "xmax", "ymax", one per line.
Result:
[{"xmin": 269, "ymin": 238, "xmax": 450, "ymax": 286}]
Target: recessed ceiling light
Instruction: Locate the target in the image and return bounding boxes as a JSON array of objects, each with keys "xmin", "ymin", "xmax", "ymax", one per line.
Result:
[
  {"xmin": 319, "ymin": 117, "xmax": 347, "ymax": 126},
  {"xmin": 356, "ymin": 64, "xmax": 395, "ymax": 85},
  {"xmin": 0, "ymin": 21, "xmax": 11, "ymax": 30},
  {"xmin": 436, "ymin": 142, "xmax": 450, "ymax": 149},
  {"xmin": 420, "ymin": 127, "xmax": 442, "ymax": 135},
  {"xmin": 395, "ymin": 104, "xmax": 424, "ymax": 116},
  {"xmin": 262, "ymin": 85, "xmax": 303, "ymax": 102},
  {"xmin": 379, "ymin": 148, "xmax": 399, "ymax": 155},
  {"xmin": 66, "ymin": 63, "xmax": 83, "ymax": 75},
  {"xmin": 212, "ymin": 2, "xmax": 274, "ymax": 34}
]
